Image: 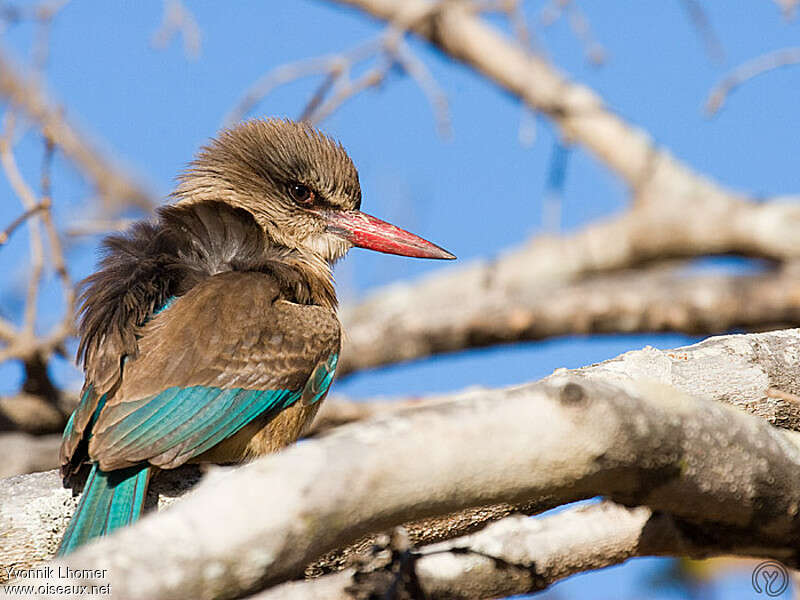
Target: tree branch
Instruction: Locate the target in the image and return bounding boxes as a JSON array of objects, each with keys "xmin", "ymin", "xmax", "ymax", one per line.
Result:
[
  {"xmin": 321, "ymin": 0, "xmax": 800, "ymax": 374},
  {"xmin": 707, "ymin": 47, "xmax": 800, "ymax": 115},
  {"xmin": 0, "ymin": 433, "xmax": 61, "ymax": 479},
  {"xmin": 0, "ymin": 47, "xmax": 155, "ymax": 210},
  {"xmin": 339, "ymin": 261, "xmax": 800, "ymax": 375},
  {"xmin": 4, "ymin": 329, "xmax": 800, "ymax": 598},
  {"xmin": 325, "ymin": 0, "xmax": 720, "ymax": 196},
  {"xmin": 258, "ymin": 500, "xmax": 787, "ymax": 600}
]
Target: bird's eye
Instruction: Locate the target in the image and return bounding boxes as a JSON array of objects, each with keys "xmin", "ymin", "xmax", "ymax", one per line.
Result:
[{"xmin": 289, "ymin": 183, "xmax": 314, "ymax": 205}]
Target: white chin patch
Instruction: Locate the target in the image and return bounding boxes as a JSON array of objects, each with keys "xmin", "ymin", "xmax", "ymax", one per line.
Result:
[{"xmin": 305, "ymin": 233, "xmax": 352, "ymax": 263}]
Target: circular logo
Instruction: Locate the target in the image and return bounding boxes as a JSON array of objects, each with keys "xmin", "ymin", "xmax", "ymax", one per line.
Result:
[{"xmin": 752, "ymin": 560, "xmax": 789, "ymax": 597}]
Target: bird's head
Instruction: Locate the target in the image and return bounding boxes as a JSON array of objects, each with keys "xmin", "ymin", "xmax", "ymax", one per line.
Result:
[{"xmin": 174, "ymin": 119, "xmax": 454, "ymax": 264}]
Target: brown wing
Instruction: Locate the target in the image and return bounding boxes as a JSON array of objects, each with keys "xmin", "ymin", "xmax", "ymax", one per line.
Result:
[{"xmin": 62, "ymin": 271, "xmax": 340, "ymax": 473}]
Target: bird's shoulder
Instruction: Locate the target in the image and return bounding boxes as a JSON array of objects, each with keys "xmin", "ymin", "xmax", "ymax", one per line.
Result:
[
  {"xmin": 61, "ymin": 270, "xmax": 341, "ymax": 476},
  {"xmin": 119, "ymin": 269, "xmax": 341, "ymax": 399},
  {"xmin": 77, "ymin": 200, "xmax": 336, "ymax": 394}
]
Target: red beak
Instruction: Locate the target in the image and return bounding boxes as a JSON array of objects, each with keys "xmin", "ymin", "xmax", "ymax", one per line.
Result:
[{"xmin": 324, "ymin": 210, "xmax": 456, "ymax": 260}]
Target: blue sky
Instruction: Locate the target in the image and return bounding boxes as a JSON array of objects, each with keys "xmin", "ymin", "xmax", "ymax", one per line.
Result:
[{"xmin": 1, "ymin": 2, "xmax": 798, "ymax": 597}]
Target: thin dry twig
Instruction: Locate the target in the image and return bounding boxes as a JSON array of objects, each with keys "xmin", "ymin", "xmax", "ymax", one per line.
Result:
[
  {"xmin": 297, "ymin": 71, "xmax": 341, "ymax": 123},
  {"xmin": 151, "ymin": 0, "xmax": 202, "ymax": 60},
  {"xmin": 223, "ymin": 40, "xmax": 379, "ymax": 127},
  {"xmin": 767, "ymin": 387, "xmax": 800, "ymax": 405},
  {"xmin": 224, "ymin": 7, "xmax": 452, "ymax": 135},
  {"xmin": 0, "ymin": 48, "xmax": 155, "ymax": 210},
  {"xmin": 476, "ymin": 0, "xmax": 539, "ymax": 53},
  {"xmin": 0, "ymin": 113, "xmax": 74, "ymax": 364},
  {"xmin": 0, "ymin": 202, "xmax": 48, "ymax": 246},
  {"xmin": 680, "ymin": 0, "xmax": 725, "ymax": 64},
  {"xmin": 305, "ymin": 60, "xmax": 390, "ymax": 124},
  {"xmin": 505, "ymin": 0, "xmax": 534, "ymax": 49},
  {"xmin": 1, "ymin": 112, "xmax": 45, "ymax": 337},
  {"xmin": 64, "ymin": 217, "xmax": 136, "ymax": 237},
  {"xmin": 30, "ymin": 0, "xmax": 70, "ymax": 72},
  {"xmin": 38, "ymin": 135, "xmax": 74, "ymax": 342},
  {"xmin": 0, "ymin": 0, "xmax": 68, "ymax": 29},
  {"xmin": 539, "ymin": 0, "xmax": 605, "ymax": 64},
  {"xmin": 706, "ymin": 47, "xmax": 800, "ymax": 115},
  {"xmin": 774, "ymin": 0, "xmax": 799, "ymax": 19},
  {"xmin": 387, "ymin": 32, "xmax": 452, "ymax": 137},
  {"xmin": 565, "ymin": 2, "xmax": 606, "ymax": 65},
  {"xmin": 539, "ymin": 0, "xmax": 569, "ymax": 26}
]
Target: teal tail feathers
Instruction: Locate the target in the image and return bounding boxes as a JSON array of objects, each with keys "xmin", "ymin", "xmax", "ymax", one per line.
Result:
[{"xmin": 57, "ymin": 463, "xmax": 151, "ymax": 556}]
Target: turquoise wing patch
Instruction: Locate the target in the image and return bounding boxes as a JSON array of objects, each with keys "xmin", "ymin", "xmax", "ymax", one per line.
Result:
[
  {"xmin": 91, "ymin": 385, "xmax": 301, "ymax": 466},
  {"xmin": 62, "ymin": 385, "xmax": 107, "ymax": 449},
  {"xmin": 302, "ymin": 352, "xmax": 338, "ymax": 406}
]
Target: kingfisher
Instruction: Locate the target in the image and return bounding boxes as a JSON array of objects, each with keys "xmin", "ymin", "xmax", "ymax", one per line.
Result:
[{"xmin": 56, "ymin": 119, "xmax": 454, "ymax": 555}]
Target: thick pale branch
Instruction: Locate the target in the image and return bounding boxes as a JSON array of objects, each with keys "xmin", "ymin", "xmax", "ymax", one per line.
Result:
[
  {"xmin": 305, "ymin": 395, "xmax": 424, "ymax": 436},
  {"xmin": 258, "ymin": 501, "xmax": 784, "ymax": 600},
  {"xmin": 339, "ymin": 261, "xmax": 800, "ymax": 375},
  {"xmin": 327, "ymin": 0, "xmax": 728, "ymax": 197},
  {"xmin": 5, "ymin": 329, "xmax": 800, "ymax": 584},
  {"xmin": 4, "ymin": 330, "xmax": 800, "ymax": 598},
  {"xmin": 0, "ymin": 394, "xmax": 64, "ymax": 435},
  {"xmin": 0, "ymin": 433, "xmax": 60, "ymax": 479},
  {"xmin": 324, "ymin": 0, "xmax": 800, "ymax": 375}
]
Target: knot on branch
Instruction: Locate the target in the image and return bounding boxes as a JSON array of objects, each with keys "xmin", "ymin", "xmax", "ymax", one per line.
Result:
[
  {"xmin": 345, "ymin": 527, "xmax": 427, "ymax": 600},
  {"xmin": 559, "ymin": 381, "xmax": 586, "ymax": 406}
]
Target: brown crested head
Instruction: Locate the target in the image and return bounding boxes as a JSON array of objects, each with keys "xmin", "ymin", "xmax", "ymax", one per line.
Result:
[
  {"xmin": 174, "ymin": 118, "xmax": 361, "ymax": 263},
  {"xmin": 175, "ymin": 118, "xmax": 455, "ymax": 265}
]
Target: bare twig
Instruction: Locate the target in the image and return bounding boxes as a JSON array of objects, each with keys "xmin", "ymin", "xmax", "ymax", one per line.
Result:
[
  {"xmin": 305, "ymin": 61, "xmax": 389, "ymax": 124},
  {"xmin": 539, "ymin": 0, "xmax": 569, "ymax": 27},
  {"xmin": 706, "ymin": 47, "xmax": 800, "ymax": 115},
  {"xmin": 64, "ymin": 217, "xmax": 136, "ymax": 237},
  {"xmin": 0, "ymin": 112, "xmax": 45, "ymax": 337},
  {"xmin": 0, "ymin": 47, "xmax": 155, "ymax": 210},
  {"xmin": 767, "ymin": 387, "xmax": 800, "ymax": 405},
  {"xmin": 0, "ymin": 0, "xmax": 69, "ymax": 29},
  {"xmin": 259, "ymin": 501, "xmax": 788, "ymax": 599},
  {"xmin": 388, "ymin": 33, "xmax": 451, "ymax": 137},
  {"xmin": 0, "ymin": 201, "xmax": 47, "ymax": 246},
  {"xmin": 225, "ymin": 12, "xmax": 451, "ymax": 135},
  {"xmin": 774, "ymin": 0, "xmax": 799, "ymax": 19},
  {"xmin": 297, "ymin": 70, "xmax": 341, "ymax": 123},
  {"xmin": 30, "ymin": 0, "xmax": 70, "ymax": 72},
  {"xmin": 679, "ymin": 0, "xmax": 725, "ymax": 64},
  {"xmin": 476, "ymin": 0, "xmax": 540, "ymax": 54},
  {"xmin": 38, "ymin": 135, "xmax": 75, "ymax": 346},
  {"xmin": 538, "ymin": 0, "xmax": 605, "ymax": 64},
  {"xmin": 151, "ymin": 0, "xmax": 202, "ymax": 60},
  {"xmin": 564, "ymin": 2, "xmax": 606, "ymax": 65},
  {"xmin": 223, "ymin": 40, "xmax": 380, "ymax": 127},
  {"xmin": 505, "ymin": 0, "xmax": 533, "ymax": 49},
  {"xmin": 0, "ymin": 114, "xmax": 74, "ymax": 363}
]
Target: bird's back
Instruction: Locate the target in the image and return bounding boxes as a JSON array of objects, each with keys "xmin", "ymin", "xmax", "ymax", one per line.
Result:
[{"xmin": 61, "ymin": 200, "xmax": 341, "ymax": 482}]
